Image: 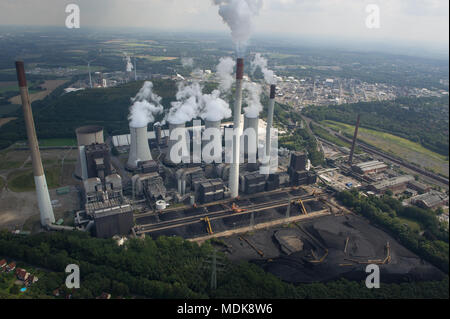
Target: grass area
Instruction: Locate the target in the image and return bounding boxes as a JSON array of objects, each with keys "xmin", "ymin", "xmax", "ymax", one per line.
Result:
[
  {"xmin": 0, "ymin": 176, "xmax": 4, "ymax": 189},
  {"xmin": 310, "ymin": 122, "xmax": 362, "ymax": 154},
  {"xmin": 0, "ymin": 271, "xmax": 17, "ymax": 295},
  {"xmin": 0, "ymin": 104, "xmax": 20, "ymax": 116},
  {"xmin": 0, "ymin": 160, "xmax": 22, "ymax": 170},
  {"xmin": 323, "ymin": 120, "xmax": 449, "ymax": 162},
  {"xmin": 38, "ymin": 139, "xmax": 77, "ymax": 147},
  {"xmin": 322, "ymin": 120, "xmax": 449, "ymax": 176},
  {"xmin": 397, "ymin": 217, "xmax": 422, "ymax": 233},
  {"xmin": 7, "ymin": 167, "xmax": 61, "ymax": 192}
]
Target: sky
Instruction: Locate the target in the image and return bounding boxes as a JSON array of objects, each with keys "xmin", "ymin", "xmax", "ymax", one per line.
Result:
[{"xmin": 0, "ymin": 0, "xmax": 448, "ymax": 50}]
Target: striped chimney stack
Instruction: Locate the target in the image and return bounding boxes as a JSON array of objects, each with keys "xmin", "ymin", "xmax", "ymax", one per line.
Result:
[
  {"xmin": 15, "ymin": 61, "xmax": 55, "ymax": 226},
  {"xmin": 229, "ymin": 58, "xmax": 244, "ymax": 198}
]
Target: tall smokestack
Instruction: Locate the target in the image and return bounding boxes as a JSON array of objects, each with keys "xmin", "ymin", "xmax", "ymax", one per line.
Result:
[
  {"xmin": 15, "ymin": 61, "xmax": 55, "ymax": 226},
  {"xmin": 230, "ymin": 58, "xmax": 244, "ymax": 198},
  {"xmin": 266, "ymin": 85, "xmax": 276, "ymax": 157},
  {"xmin": 127, "ymin": 125, "xmax": 152, "ymax": 170},
  {"xmin": 349, "ymin": 114, "xmax": 361, "ymax": 165}
]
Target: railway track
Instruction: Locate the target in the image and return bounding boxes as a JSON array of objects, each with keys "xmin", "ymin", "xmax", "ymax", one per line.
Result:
[{"xmin": 135, "ymin": 194, "xmax": 317, "ymax": 234}]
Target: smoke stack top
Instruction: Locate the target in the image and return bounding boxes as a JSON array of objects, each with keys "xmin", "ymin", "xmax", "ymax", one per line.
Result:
[
  {"xmin": 270, "ymin": 84, "xmax": 276, "ymax": 99},
  {"xmin": 236, "ymin": 58, "xmax": 244, "ymax": 80}
]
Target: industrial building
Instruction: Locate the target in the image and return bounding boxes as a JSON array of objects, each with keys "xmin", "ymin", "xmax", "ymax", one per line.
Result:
[
  {"xmin": 367, "ymin": 175, "xmax": 415, "ymax": 194},
  {"xmin": 352, "ymin": 160, "xmax": 388, "ymax": 175},
  {"xmin": 411, "ymin": 191, "xmax": 449, "ymax": 210}
]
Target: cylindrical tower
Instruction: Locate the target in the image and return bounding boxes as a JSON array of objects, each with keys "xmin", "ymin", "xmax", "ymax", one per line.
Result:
[
  {"xmin": 203, "ymin": 119, "xmax": 222, "ymax": 163},
  {"xmin": 243, "ymin": 114, "xmax": 259, "ymax": 161},
  {"xmin": 167, "ymin": 122, "xmax": 190, "ymax": 164},
  {"xmin": 15, "ymin": 61, "xmax": 55, "ymax": 226},
  {"xmin": 229, "ymin": 58, "xmax": 244, "ymax": 198},
  {"xmin": 266, "ymin": 84, "xmax": 276, "ymax": 157},
  {"xmin": 127, "ymin": 125, "xmax": 152, "ymax": 170}
]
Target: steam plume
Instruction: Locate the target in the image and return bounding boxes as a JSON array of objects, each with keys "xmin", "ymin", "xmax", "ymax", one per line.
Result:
[
  {"xmin": 128, "ymin": 81, "xmax": 163, "ymax": 128},
  {"xmin": 243, "ymin": 81, "xmax": 263, "ymax": 118},
  {"xmin": 181, "ymin": 57, "xmax": 194, "ymax": 68},
  {"xmin": 212, "ymin": 0, "xmax": 263, "ymax": 56},
  {"xmin": 201, "ymin": 90, "xmax": 232, "ymax": 122},
  {"xmin": 216, "ymin": 57, "xmax": 236, "ymax": 92},
  {"xmin": 251, "ymin": 53, "xmax": 277, "ymax": 85},
  {"xmin": 126, "ymin": 55, "xmax": 134, "ymax": 72}
]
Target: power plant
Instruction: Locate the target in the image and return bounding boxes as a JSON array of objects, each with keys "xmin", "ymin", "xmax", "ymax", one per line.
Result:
[
  {"xmin": 16, "ymin": 55, "xmax": 320, "ymax": 240},
  {"xmin": 15, "ymin": 61, "xmax": 55, "ymax": 227}
]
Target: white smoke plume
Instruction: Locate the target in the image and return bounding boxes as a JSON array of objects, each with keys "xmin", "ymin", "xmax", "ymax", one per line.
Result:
[
  {"xmin": 201, "ymin": 90, "xmax": 232, "ymax": 122},
  {"xmin": 181, "ymin": 57, "xmax": 194, "ymax": 68},
  {"xmin": 126, "ymin": 55, "xmax": 134, "ymax": 72},
  {"xmin": 128, "ymin": 81, "xmax": 163, "ymax": 128},
  {"xmin": 216, "ymin": 57, "xmax": 236, "ymax": 92},
  {"xmin": 243, "ymin": 81, "xmax": 263, "ymax": 118},
  {"xmin": 167, "ymin": 82, "xmax": 203, "ymax": 125},
  {"xmin": 212, "ymin": 0, "xmax": 263, "ymax": 56},
  {"xmin": 251, "ymin": 53, "xmax": 277, "ymax": 85}
]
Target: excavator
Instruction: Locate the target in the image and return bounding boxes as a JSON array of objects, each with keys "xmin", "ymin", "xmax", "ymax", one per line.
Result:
[{"xmin": 201, "ymin": 217, "xmax": 213, "ymax": 235}]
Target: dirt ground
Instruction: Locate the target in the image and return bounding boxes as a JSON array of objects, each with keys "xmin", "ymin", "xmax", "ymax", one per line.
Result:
[
  {"xmin": 8, "ymin": 79, "xmax": 68, "ymax": 105},
  {"xmin": 0, "ymin": 148, "xmax": 81, "ymax": 231},
  {"xmin": 215, "ymin": 214, "xmax": 445, "ymax": 284}
]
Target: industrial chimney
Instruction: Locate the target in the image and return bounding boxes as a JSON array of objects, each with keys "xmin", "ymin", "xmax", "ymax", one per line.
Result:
[
  {"xmin": 348, "ymin": 114, "xmax": 361, "ymax": 165},
  {"xmin": 265, "ymin": 84, "xmax": 276, "ymax": 157},
  {"xmin": 127, "ymin": 125, "xmax": 152, "ymax": 170},
  {"xmin": 229, "ymin": 58, "xmax": 244, "ymax": 198},
  {"xmin": 15, "ymin": 61, "xmax": 55, "ymax": 226}
]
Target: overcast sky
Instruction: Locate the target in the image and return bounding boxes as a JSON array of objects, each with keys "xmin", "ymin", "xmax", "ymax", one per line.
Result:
[{"xmin": 0, "ymin": 0, "xmax": 448, "ymax": 49}]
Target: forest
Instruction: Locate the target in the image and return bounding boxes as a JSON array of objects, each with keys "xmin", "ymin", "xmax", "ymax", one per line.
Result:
[
  {"xmin": 0, "ymin": 230, "xmax": 448, "ymax": 299},
  {"xmin": 304, "ymin": 96, "xmax": 449, "ymax": 157},
  {"xmin": 337, "ymin": 190, "xmax": 449, "ymax": 273}
]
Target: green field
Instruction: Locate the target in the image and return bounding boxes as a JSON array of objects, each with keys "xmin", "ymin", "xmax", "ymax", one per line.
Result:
[
  {"xmin": 7, "ymin": 167, "xmax": 60, "ymax": 192},
  {"xmin": 0, "ymin": 104, "xmax": 20, "ymax": 116},
  {"xmin": 398, "ymin": 217, "xmax": 422, "ymax": 233},
  {"xmin": 322, "ymin": 120, "xmax": 449, "ymax": 177}
]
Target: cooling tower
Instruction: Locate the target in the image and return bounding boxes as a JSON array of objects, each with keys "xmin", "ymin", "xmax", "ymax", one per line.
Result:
[
  {"xmin": 243, "ymin": 114, "xmax": 259, "ymax": 161},
  {"xmin": 15, "ymin": 61, "xmax": 55, "ymax": 226},
  {"xmin": 75, "ymin": 125, "xmax": 104, "ymax": 179},
  {"xmin": 167, "ymin": 122, "xmax": 190, "ymax": 164},
  {"xmin": 266, "ymin": 85, "xmax": 276, "ymax": 157},
  {"xmin": 127, "ymin": 125, "xmax": 152, "ymax": 170},
  {"xmin": 229, "ymin": 58, "xmax": 244, "ymax": 198},
  {"xmin": 203, "ymin": 120, "xmax": 222, "ymax": 163}
]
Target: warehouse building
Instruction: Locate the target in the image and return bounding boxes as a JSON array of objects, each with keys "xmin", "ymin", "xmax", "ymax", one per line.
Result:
[
  {"xmin": 352, "ymin": 160, "xmax": 388, "ymax": 175},
  {"xmin": 411, "ymin": 191, "xmax": 449, "ymax": 209},
  {"xmin": 367, "ymin": 175, "xmax": 414, "ymax": 194}
]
